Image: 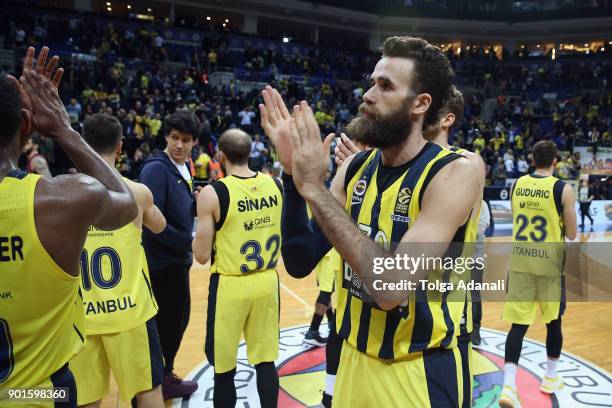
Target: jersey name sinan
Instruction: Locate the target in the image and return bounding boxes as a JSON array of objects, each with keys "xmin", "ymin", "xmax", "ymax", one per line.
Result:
[
  {"xmin": 80, "ymin": 191, "xmax": 158, "ymax": 335},
  {"xmin": 340, "ymin": 143, "xmax": 468, "ymax": 360},
  {"xmin": 211, "ymin": 173, "xmax": 283, "ymax": 276},
  {"xmin": 0, "ymin": 171, "xmax": 84, "ymax": 387},
  {"xmin": 509, "ymin": 174, "xmax": 566, "ymax": 276}
]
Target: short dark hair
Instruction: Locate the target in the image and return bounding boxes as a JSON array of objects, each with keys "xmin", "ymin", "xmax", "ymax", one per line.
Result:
[
  {"xmin": 218, "ymin": 129, "xmax": 252, "ymax": 165},
  {"xmin": 0, "ymin": 75, "xmax": 22, "ymax": 148},
  {"xmin": 381, "ymin": 36, "xmax": 455, "ymax": 129},
  {"xmin": 82, "ymin": 114, "xmax": 123, "ymax": 155},
  {"xmin": 165, "ymin": 109, "xmax": 202, "ymax": 141},
  {"xmin": 441, "ymin": 86, "xmax": 464, "ymax": 130},
  {"xmin": 533, "ymin": 140, "xmax": 558, "ymax": 168}
]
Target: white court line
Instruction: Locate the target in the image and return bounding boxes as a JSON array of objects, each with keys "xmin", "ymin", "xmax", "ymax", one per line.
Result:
[{"xmin": 279, "ymin": 281, "xmax": 314, "ymax": 317}]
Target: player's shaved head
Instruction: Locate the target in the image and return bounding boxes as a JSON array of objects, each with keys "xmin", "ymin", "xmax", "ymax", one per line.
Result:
[
  {"xmin": 0, "ymin": 75, "xmax": 23, "ymax": 148},
  {"xmin": 218, "ymin": 129, "xmax": 252, "ymax": 165},
  {"xmin": 82, "ymin": 113, "xmax": 123, "ymax": 155}
]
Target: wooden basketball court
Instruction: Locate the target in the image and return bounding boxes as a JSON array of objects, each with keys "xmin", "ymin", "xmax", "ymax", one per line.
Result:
[{"xmin": 100, "ymin": 231, "xmax": 612, "ymax": 407}]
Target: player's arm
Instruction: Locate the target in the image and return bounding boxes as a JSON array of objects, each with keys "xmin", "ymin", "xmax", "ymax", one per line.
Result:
[
  {"xmin": 307, "ymin": 158, "xmax": 477, "ymax": 310},
  {"xmin": 192, "ymin": 185, "xmax": 218, "ymax": 265},
  {"xmin": 21, "ymin": 69, "xmax": 137, "ymax": 230},
  {"xmin": 561, "ymin": 184, "xmax": 577, "ymax": 240},
  {"xmin": 280, "ymin": 154, "xmax": 350, "ymax": 278},
  {"xmin": 130, "ymin": 181, "xmax": 166, "ymax": 233}
]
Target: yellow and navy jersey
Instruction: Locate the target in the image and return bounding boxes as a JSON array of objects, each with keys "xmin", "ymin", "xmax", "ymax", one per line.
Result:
[
  {"xmin": 509, "ymin": 174, "xmax": 566, "ymax": 276},
  {"xmin": 210, "ymin": 173, "xmax": 283, "ymax": 276},
  {"xmin": 339, "ymin": 143, "xmax": 469, "ymax": 360},
  {"xmin": 0, "ymin": 170, "xmax": 84, "ymax": 387},
  {"xmin": 449, "ymin": 146, "xmax": 480, "ymax": 243},
  {"xmin": 449, "ymin": 146, "xmax": 481, "ymax": 336},
  {"xmin": 80, "ymin": 205, "xmax": 158, "ymax": 335}
]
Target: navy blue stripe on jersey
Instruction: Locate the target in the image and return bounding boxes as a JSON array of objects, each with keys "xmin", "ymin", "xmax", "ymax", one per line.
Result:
[
  {"xmin": 141, "ymin": 270, "xmax": 155, "ymax": 304},
  {"xmin": 338, "ymin": 290, "xmax": 353, "ymax": 340},
  {"xmin": 378, "ymin": 312, "xmax": 401, "ymax": 359},
  {"xmin": 553, "ymin": 179, "xmax": 565, "ymax": 215},
  {"xmin": 205, "ymin": 273, "xmax": 220, "ymax": 367},
  {"xmin": 72, "ymin": 324, "xmax": 84, "ymax": 343},
  {"xmin": 439, "ymin": 269, "xmax": 455, "ymax": 348},
  {"xmin": 6, "ymin": 169, "xmax": 27, "ymax": 180},
  {"xmin": 344, "ymin": 149, "xmax": 373, "ymax": 191},
  {"xmin": 389, "ymin": 143, "xmax": 443, "ymax": 245},
  {"xmin": 418, "ymin": 153, "xmax": 463, "ymax": 208},
  {"xmin": 356, "ymin": 304, "xmax": 372, "ymax": 352},
  {"xmin": 409, "ymin": 288, "xmax": 434, "ymax": 353},
  {"xmin": 423, "ymin": 348, "xmax": 460, "ymax": 407},
  {"xmin": 349, "ymin": 150, "xmax": 380, "ymax": 222},
  {"xmin": 211, "ymin": 181, "xmax": 230, "ymax": 230}
]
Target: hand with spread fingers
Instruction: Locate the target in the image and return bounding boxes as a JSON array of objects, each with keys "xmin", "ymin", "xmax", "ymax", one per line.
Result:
[
  {"xmin": 20, "ymin": 70, "xmax": 72, "ymax": 140},
  {"xmin": 288, "ymin": 101, "xmax": 335, "ymax": 197},
  {"xmin": 9, "ymin": 46, "xmax": 65, "ymax": 112},
  {"xmin": 259, "ymin": 85, "xmax": 294, "ymax": 173},
  {"xmin": 334, "ymin": 132, "xmax": 362, "ymax": 166}
]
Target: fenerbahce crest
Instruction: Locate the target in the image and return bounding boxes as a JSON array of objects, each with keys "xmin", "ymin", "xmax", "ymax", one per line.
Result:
[{"xmin": 173, "ymin": 326, "xmax": 612, "ymax": 407}]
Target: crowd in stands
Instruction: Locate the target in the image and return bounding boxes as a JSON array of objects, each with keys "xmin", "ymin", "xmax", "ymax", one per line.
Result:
[{"xmin": 3, "ymin": 6, "xmax": 610, "ymax": 197}]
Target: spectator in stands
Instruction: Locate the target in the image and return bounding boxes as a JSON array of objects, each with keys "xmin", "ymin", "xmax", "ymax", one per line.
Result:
[
  {"xmin": 194, "ymin": 145, "xmax": 211, "ymax": 182},
  {"xmin": 493, "ymin": 156, "xmax": 507, "ymax": 186},
  {"xmin": 238, "ymin": 105, "xmax": 256, "ymax": 134},
  {"xmin": 66, "ymin": 98, "xmax": 82, "ymax": 125},
  {"xmin": 517, "ymin": 155, "xmax": 529, "ymax": 176},
  {"xmin": 249, "ymin": 134, "xmax": 266, "ymax": 171}
]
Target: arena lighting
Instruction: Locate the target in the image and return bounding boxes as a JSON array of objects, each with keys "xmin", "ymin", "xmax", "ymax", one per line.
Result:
[
  {"xmin": 602, "ymin": 47, "xmax": 605, "ymax": 52},
  {"xmin": 283, "ymin": 37, "xmax": 290, "ymax": 43},
  {"xmin": 147, "ymin": 7, "xmax": 152, "ymax": 12},
  {"xmin": 457, "ymin": 47, "xmax": 461, "ymax": 54},
  {"xmin": 206, "ymin": 16, "xmax": 211, "ymax": 21},
  {"xmin": 107, "ymin": 7, "xmax": 112, "ymax": 12},
  {"xmin": 127, "ymin": 5, "xmax": 131, "ymax": 9},
  {"xmin": 222, "ymin": 23, "xmax": 226, "ymax": 27},
  {"xmin": 584, "ymin": 43, "xmax": 588, "ymax": 47},
  {"xmin": 225, "ymin": 18, "xmax": 229, "ymax": 23},
  {"xmin": 106, "ymin": 1, "xmax": 110, "ymax": 5},
  {"xmin": 552, "ymin": 48, "xmax": 556, "ymax": 60}
]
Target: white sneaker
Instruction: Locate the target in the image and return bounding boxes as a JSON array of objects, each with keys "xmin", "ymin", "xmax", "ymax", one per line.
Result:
[
  {"xmin": 540, "ymin": 375, "xmax": 564, "ymax": 394},
  {"xmin": 499, "ymin": 385, "xmax": 521, "ymax": 408}
]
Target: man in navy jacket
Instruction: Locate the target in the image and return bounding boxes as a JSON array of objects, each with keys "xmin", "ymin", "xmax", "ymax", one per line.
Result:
[{"xmin": 139, "ymin": 109, "xmax": 201, "ymax": 400}]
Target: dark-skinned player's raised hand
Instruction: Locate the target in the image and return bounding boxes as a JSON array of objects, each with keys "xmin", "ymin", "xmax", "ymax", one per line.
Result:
[
  {"xmin": 8, "ymin": 46, "xmax": 64, "ymax": 112},
  {"xmin": 20, "ymin": 70, "xmax": 72, "ymax": 140}
]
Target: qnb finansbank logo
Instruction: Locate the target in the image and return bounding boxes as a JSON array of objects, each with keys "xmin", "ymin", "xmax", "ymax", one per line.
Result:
[{"xmin": 173, "ymin": 326, "xmax": 612, "ymax": 408}]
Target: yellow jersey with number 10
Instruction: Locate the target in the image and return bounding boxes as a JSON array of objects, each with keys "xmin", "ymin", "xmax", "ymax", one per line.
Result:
[
  {"xmin": 509, "ymin": 174, "xmax": 566, "ymax": 276},
  {"xmin": 210, "ymin": 173, "xmax": 283, "ymax": 276},
  {"xmin": 80, "ymin": 181, "xmax": 158, "ymax": 335},
  {"xmin": 0, "ymin": 171, "xmax": 84, "ymax": 388}
]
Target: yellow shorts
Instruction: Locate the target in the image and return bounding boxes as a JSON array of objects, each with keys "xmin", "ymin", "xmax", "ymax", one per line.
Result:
[
  {"xmin": 69, "ymin": 318, "xmax": 163, "ymax": 405},
  {"xmin": 334, "ymin": 342, "xmax": 464, "ymax": 408},
  {"xmin": 503, "ymin": 270, "xmax": 565, "ymax": 325},
  {"xmin": 205, "ymin": 270, "xmax": 279, "ymax": 374},
  {"xmin": 315, "ymin": 249, "xmax": 339, "ymax": 293}
]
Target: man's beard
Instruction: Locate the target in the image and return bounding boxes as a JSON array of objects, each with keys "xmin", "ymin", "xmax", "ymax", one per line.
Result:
[{"xmin": 346, "ymin": 97, "xmax": 415, "ymax": 149}]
